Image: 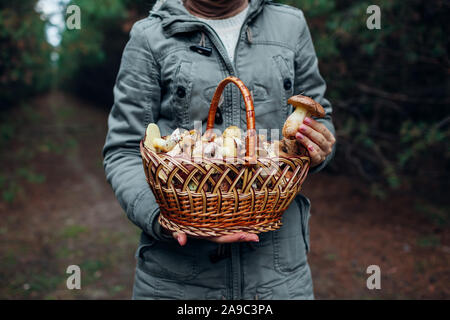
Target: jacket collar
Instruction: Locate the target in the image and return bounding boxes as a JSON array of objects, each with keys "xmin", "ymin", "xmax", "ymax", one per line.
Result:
[{"xmin": 151, "ymin": 0, "xmax": 267, "ymax": 36}]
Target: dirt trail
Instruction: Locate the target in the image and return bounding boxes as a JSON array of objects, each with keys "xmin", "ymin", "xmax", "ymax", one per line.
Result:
[
  {"xmin": 0, "ymin": 92, "xmax": 448, "ymax": 299},
  {"xmin": 0, "ymin": 92, "xmax": 139, "ymax": 299}
]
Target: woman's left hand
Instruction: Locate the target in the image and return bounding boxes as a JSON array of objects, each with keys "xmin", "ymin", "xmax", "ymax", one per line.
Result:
[
  {"xmin": 295, "ymin": 116, "xmax": 336, "ymax": 167},
  {"xmin": 167, "ymin": 230, "xmax": 259, "ymax": 246}
]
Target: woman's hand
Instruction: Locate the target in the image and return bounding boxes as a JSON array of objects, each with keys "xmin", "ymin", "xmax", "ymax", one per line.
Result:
[
  {"xmin": 295, "ymin": 116, "xmax": 336, "ymax": 167},
  {"xmin": 168, "ymin": 230, "xmax": 259, "ymax": 246}
]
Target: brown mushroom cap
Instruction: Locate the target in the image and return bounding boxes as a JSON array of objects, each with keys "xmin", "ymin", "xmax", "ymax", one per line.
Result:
[{"xmin": 287, "ymin": 95, "xmax": 326, "ymax": 118}]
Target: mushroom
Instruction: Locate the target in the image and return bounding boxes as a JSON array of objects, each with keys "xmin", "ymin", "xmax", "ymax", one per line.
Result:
[
  {"xmin": 169, "ymin": 128, "xmax": 185, "ymax": 143},
  {"xmin": 234, "ymin": 136, "xmax": 245, "ymax": 159},
  {"xmin": 263, "ymin": 141, "xmax": 277, "ymax": 158},
  {"xmin": 167, "ymin": 128, "xmax": 188, "ymax": 151},
  {"xmin": 152, "ymin": 138, "xmax": 168, "ymax": 152},
  {"xmin": 152, "ymin": 128, "xmax": 189, "ymax": 153},
  {"xmin": 144, "ymin": 123, "xmax": 161, "ymax": 151},
  {"xmin": 222, "ymin": 126, "xmax": 242, "ymax": 158},
  {"xmin": 192, "ymin": 140, "xmax": 204, "ymax": 159},
  {"xmin": 203, "ymin": 141, "xmax": 222, "ymax": 159},
  {"xmin": 166, "ymin": 143, "xmax": 182, "ymax": 157},
  {"xmin": 256, "ymin": 145, "xmax": 268, "ymax": 158},
  {"xmin": 188, "ymin": 129, "xmax": 201, "ymax": 143},
  {"xmin": 273, "ymin": 140, "xmax": 292, "ymax": 158},
  {"xmin": 279, "ymin": 95, "xmax": 326, "ymax": 157},
  {"xmin": 280, "ymin": 139, "xmax": 299, "ymax": 156},
  {"xmin": 282, "ymin": 95, "xmax": 326, "ymax": 139},
  {"xmin": 202, "ymin": 130, "xmax": 219, "ymax": 143},
  {"xmin": 255, "ymin": 134, "xmax": 268, "ymax": 158},
  {"xmin": 179, "ymin": 133, "xmax": 196, "ymax": 158}
]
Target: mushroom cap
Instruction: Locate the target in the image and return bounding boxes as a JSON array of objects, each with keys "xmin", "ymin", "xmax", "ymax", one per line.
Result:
[
  {"xmin": 144, "ymin": 123, "xmax": 161, "ymax": 151},
  {"xmin": 223, "ymin": 125, "xmax": 242, "ymax": 138},
  {"xmin": 287, "ymin": 95, "xmax": 326, "ymax": 118}
]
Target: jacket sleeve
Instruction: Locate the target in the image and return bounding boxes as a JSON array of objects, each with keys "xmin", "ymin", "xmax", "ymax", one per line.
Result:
[
  {"xmin": 293, "ymin": 12, "xmax": 336, "ymax": 173},
  {"xmin": 102, "ymin": 23, "xmax": 171, "ymax": 241}
]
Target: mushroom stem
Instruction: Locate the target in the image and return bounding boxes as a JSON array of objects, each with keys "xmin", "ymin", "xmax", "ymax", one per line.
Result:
[
  {"xmin": 222, "ymin": 126, "xmax": 241, "ymax": 158},
  {"xmin": 153, "ymin": 137, "xmax": 173, "ymax": 152},
  {"xmin": 282, "ymin": 107, "xmax": 309, "ymax": 139}
]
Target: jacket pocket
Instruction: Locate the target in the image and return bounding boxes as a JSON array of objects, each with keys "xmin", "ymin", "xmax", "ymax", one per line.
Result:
[
  {"xmin": 273, "ymin": 200, "xmax": 308, "ymax": 274},
  {"xmin": 296, "ymin": 194, "xmax": 311, "ymax": 253},
  {"xmin": 171, "ymin": 60, "xmax": 193, "ymax": 128},
  {"xmin": 136, "ymin": 239, "xmax": 199, "ymax": 281},
  {"xmin": 272, "ymin": 55, "xmax": 294, "ymax": 118}
]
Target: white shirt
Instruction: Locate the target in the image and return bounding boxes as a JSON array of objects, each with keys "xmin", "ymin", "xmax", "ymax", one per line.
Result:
[{"xmin": 196, "ymin": 6, "xmax": 249, "ymax": 62}]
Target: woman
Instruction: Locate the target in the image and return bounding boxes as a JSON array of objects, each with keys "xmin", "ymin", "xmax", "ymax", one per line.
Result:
[{"xmin": 103, "ymin": 0, "xmax": 336, "ymax": 300}]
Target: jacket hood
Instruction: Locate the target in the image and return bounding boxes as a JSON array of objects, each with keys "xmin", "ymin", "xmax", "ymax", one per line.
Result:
[{"xmin": 150, "ymin": 0, "xmax": 267, "ymax": 35}]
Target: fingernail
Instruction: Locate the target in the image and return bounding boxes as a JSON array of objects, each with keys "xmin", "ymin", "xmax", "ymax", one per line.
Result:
[
  {"xmin": 304, "ymin": 117, "xmax": 311, "ymax": 124},
  {"xmin": 296, "ymin": 132, "xmax": 304, "ymax": 140},
  {"xmin": 299, "ymin": 125, "xmax": 307, "ymax": 132},
  {"xmin": 253, "ymin": 236, "xmax": 259, "ymax": 242},
  {"xmin": 308, "ymin": 145, "xmax": 314, "ymax": 151}
]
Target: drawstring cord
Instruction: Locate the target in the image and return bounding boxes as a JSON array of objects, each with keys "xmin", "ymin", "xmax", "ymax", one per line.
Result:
[
  {"xmin": 209, "ymin": 243, "xmax": 228, "ymax": 263},
  {"xmin": 209, "ymin": 242, "xmax": 257, "ymax": 263},
  {"xmin": 246, "ymin": 26, "xmax": 253, "ymax": 44},
  {"xmin": 199, "ymin": 32, "xmax": 206, "ymax": 47},
  {"xmin": 218, "ymin": 243, "xmax": 225, "ymax": 256}
]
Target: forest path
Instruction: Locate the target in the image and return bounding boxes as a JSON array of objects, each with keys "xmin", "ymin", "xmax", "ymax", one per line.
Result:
[{"xmin": 0, "ymin": 92, "xmax": 448, "ymax": 299}]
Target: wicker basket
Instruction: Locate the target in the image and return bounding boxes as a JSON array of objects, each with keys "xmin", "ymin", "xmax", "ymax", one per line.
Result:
[{"xmin": 140, "ymin": 76, "xmax": 310, "ymax": 237}]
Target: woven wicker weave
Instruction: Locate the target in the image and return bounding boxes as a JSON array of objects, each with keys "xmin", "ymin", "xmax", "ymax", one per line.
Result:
[{"xmin": 140, "ymin": 76, "xmax": 310, "ymax": 237}]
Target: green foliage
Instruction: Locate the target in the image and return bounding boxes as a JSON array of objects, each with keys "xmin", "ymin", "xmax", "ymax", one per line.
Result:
[
  {"xmin": 416, "ymin": 234, "xmax": 441, "ymax": 248},
  {"xmin": 278, "ymin": 0, "xmax": 449, "ymax": 200},
  {"xmin": 415, "ymin": 201, "xmax": 450, "ymax": 226},
  {"xmin": 0, "ymin": 166, "xmax": 45, "ymax": 203},
  {"xmin": 60, "ymin": 225, "xmax": 89, "ymax": 239},
  {"xmin": 57, "ymin": 0, "xmax": 153, "ymax": 106},
  {"xmin": 0, "ymin": 0, "xmax": 53, "ymax": 109}
]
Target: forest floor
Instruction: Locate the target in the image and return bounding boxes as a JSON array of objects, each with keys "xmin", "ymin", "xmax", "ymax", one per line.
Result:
[{"xmin": 0, "ymin": 92, "xmax": 449, "ymax": 299}]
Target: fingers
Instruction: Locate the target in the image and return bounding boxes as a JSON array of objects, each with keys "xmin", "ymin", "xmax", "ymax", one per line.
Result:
[
  {"xmin": 209, "ymin": 232, "xmax": 259, "ymax": 244},
  {"xmin": 304, "ymin": 117, "xmax": 336, "ymax": 144},
  {"xmin": 298, "ymin": 123, "xmax": 329, "ymax": 152},
  {"xmin": 172, "ymin": 231, "xmax": 187, "ymax": 246},
  {"xmin": 172, "ymin": 231, "xmax": 259, "ymax": 245},
  {"xmin": 295, "ymin": 132, "xmax": 323, "ymax": 166}
]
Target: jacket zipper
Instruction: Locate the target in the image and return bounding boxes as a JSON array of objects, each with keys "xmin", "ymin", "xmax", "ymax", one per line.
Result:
[{"xmin": 153, "ymin": 5, "xmax": 265, "ymax": 299}]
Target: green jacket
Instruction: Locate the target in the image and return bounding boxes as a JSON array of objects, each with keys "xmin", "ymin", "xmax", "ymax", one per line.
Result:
[{"xmin": 103, "ymin": 0, "xmax": 335, "ymax": 300}]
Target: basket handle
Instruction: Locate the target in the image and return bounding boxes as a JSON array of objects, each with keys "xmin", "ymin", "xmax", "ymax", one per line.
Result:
[{"xmin": 206, "ymin": 76, "xmax": 256, "ymax": 163}]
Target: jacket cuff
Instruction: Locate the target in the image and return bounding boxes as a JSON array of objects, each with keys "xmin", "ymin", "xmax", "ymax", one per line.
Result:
[
  {"xmin": 151, "ymin": 213, "xmax": 175, "ymax": 242},
  {"xmin": 308, "ymin": 148, "xmax": 334, "ymax": 174},
  {"xmin": 131, "ymin": 188, "xmax": 173, "ymax": 242}
]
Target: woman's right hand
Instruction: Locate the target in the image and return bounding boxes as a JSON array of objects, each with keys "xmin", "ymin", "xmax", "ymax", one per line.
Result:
[{"xmin": 164, "ymin": 228, "xmax": 259, "ymax": 246}]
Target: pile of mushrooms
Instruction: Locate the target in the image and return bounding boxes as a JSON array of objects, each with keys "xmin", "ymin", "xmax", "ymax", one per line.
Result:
[
  {"xmin": 144, "ymin": 125, "xmax": 276, "ymax": 160},
  {"xmin": 144, "ymin": 94, "xmax": 325, "ymax": 161},
  {"xmin": 142, "ymin": 95, "xmax": 325, "ymax": 191}
]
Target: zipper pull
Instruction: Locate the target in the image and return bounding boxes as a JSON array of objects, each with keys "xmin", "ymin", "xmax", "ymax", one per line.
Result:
[
  {"xmin": 246, "ymin": 26, "xmax": 253, "ymax": 44},
  {"xmin": 190, "ymin": 45, "xmax": 212, "ymax": 56}
]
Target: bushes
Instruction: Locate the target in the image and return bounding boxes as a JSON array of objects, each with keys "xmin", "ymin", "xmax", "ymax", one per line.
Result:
[
  {"xmin": 0, "ymin": 0, "xmax": 53, "ymax": 109},
  {"xmin": 280, "ymin": 0, "xmax": 449, "ymax": 201},
  {"xmin": 57, "ymin": 0, "xmax": 152, "ymax": 107}
]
